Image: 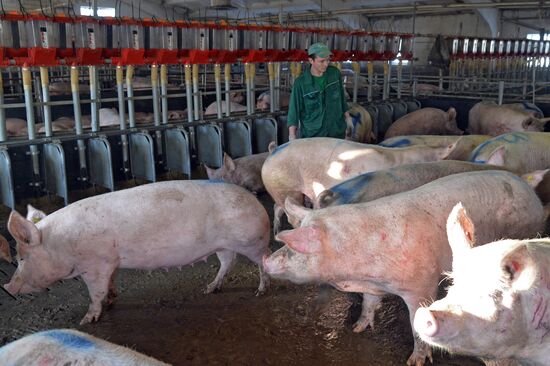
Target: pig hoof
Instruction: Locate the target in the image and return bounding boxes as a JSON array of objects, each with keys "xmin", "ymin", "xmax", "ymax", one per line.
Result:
[
  {"xmin": 406, "ymin": 347, "xmax": 433, "ymax": 366},
  {"xmin": 80, "ymin": 311, "xmax": 101, "ymax": 325},
  {"xmin": 205, "ymin": 284, "xmax": 221, "ymax": 294},
  {"xmin": 352, "ymin": 320, "xmax": 372, "ymax": 333}
]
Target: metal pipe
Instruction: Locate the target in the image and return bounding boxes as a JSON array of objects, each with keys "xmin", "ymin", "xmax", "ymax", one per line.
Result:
[
  {"xmin": 397, "ymin": 60, "xmax": 403, "ymax": 99},
  {"xmin": 268, "ymin": 62, "xmax": 275, "ymax": 113},
  {"xmin": 352, "ymin": 62, "xmax": 360, "ymax": 104},
  {"xmin": 192, "ymin": 64, "xmax": 200, "ymax": 121},
  {"xmin": 532, "ymin": 60, "xmax": 537, "ymax": 104},
  {"xmin": 160, "ymin": 65, "xmax": 168, "ymax": 125},
  {"xmin": 224, "ymin": 63, "xmax": 231, "ymax": 117},
  {"xmin": 116, "ymin": 65, "xmax": 130, "ymax": 174},
  {"xmin": 245, "ymin": 63, "xmax": 252, "ymax": 115},
  {"xmin": 250, "ymin": 63, "xmax": 256, "ymax": 115},
  {"xmin": 151, "ymin": 64, "xmax": 163, "ymax": 161},
  {"xmin": 498, "ymin": 80, "xmax": 505, "ymax": 105},
  {"xmin": 214, "ymin": 64, "xmax": 223, "ymax": 119},
  {"xmin": 185, "ymin": 64, "xmax": 194, "ymax": 122},
  {"xmin": 0, "ymin": 73, "xmax": 5, "ymax": 142},
  {"xmin": 23, "ymin": 67, "xmax": 40, "ymax": 181},
  {"xmin": 274, "ymin": 62, "xmax": 281, "ymax": 111},
  {"xmin": 383, "ymin": 62, "xmax": 390, "ymax": 100},
  {"xmin": 367, "ymin": 61, "xmax": 374, "ymax": 102},
  {"xmin": 126, "ymin": 65, "xmax": 136, "ymax": 128},
  {"xmin": 40, "ymin": 67, "xmax": 52, "ymax": 137},
  {"xmin": 89, "ymin": 66, "xmax": 99, "ymax": 132},
  {"xmin": 71, "ymin": 66, "xmax": 88, "ymax": 180}
]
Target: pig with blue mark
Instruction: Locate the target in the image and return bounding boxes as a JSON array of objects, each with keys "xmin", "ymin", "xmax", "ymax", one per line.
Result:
[
  {"xmin": 263, "ymin": 171, "xmax": 546, "ymax": 366},
  {"xmin": 0, "ymin": 329, "xmax": 170, "ymax": 365},
  {"xmin": 262, "ymin": 137, "xmax": 460, "ymax": 233},
  {"xmin": 414, "ymin": 203, "xmax": 550, "ymax": 366},
  {"xmin": 381, "ymin": 134, "xmax": 491, "ymax": 161},
  {"xmin": 2, "ymin": 180, "xmax": 271, "ymax": 324}
]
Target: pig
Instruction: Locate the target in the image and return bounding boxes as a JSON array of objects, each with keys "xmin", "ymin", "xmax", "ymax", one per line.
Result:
[
  {"xmin": 314, "ymin": 160, "xmax": 510, "ymax": 209},
  {"xmin": 414, "ymin": 204, "xmax": 550, "ymax": 366},
  {"xmin": 167, "ymin": 109, "xmax": 187, "ymax": 120},
  {"xmin": 3, "ymin": 180, "xmax": 271, "ymax": 324},
  {"xmin": 0, "ymin": 234, "xmax": 11, "ymax": 262},
  {"xmin": 468, "ymin": 101, "xmax": 550, "ymax": 136},
  {"xmin": 380, "ymin": 134, "xmax": 491, "ymax": 161},
  {"xmin": 5, "ymin": 118, "xmax": 28, "ymax": 137},
  {"xmin": 204, "ymin": 100, "xmax": 247, "ymax": 116},
  {"xmin": 384, "ymin": 107, "xmax": 462, "ymax": 139},
  {"xmin": 504, "ymin": 102, "xmax": 544, "ymax": 118},
  {"xmin": 0, "ymin": 329, "xmax": 170, "ymax": 365},
  {"xmin": 345, "ymin": 103, "xmax": 376, "ymax": 143},
  {"xmin": 256, "ymin": 91, "xmax": 291, "ymax": 110},
  {"xmin": 37, "ymin": 108, "xmax": 120, "ymax": 133},
  {"xmin": 263, "ymin": 170, "xmax": 546, "ymax": 366},
  {"xmin": 262, "ymin": 137, "xmax": 459, "ymax": 233},
  {"xmin": 26, "ymin": 204, "xmax": 47, "ymax": 223},
  {"xmin": 49, "ymin": 81, "xmax": 90, "ymax": 95},
  {"xmin": 469, "ymin": 131, "xmax": 550, "ymax": 175},
  {"xmin": 204, "ymin": 152, "xmax": 269, "ymax": 193}
]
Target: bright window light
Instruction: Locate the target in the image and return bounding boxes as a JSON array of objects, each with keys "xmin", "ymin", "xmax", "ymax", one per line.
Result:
[
  {"xmin": 80, "ymin": 6, "xmax": 115, "ymax": 17},
  {"xmin": 527, "ymin": 33, "xmax": 550, "ymax": 41}
]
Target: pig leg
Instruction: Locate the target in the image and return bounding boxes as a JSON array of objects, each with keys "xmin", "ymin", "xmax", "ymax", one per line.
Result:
[
  {"xmin": 273, "ymin": 203, "xmax": 285, "ymax": 234},
  {"xmin": 481, "ymin": 359, "xmax": 522, "ymax": 366},
  {"xmin": 80, "ymin": 265, "xmax": 117, "ymax": 325},
  {"xmin": 106, "ymin": 270, "xmax": 118, "ymax": 306},
  {"xmin": 403, "ymin": 293, "xmax": 435, "ymax": 366},
  {"xmin": 236, "ymin": 245, "xmax": 271, "ymax": 295},
  {"xmin": 205, "ymin": 250, "xmax": 236, "ymax": 294},
  {"xmin": 353, "ymin": 293, "xmax": 383, "ymax": 333}
]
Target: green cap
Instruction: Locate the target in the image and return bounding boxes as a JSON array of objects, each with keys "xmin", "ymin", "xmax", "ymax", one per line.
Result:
[{"xmin": 308, "ymin": 43, "xmax": 332, "ymax": 58}]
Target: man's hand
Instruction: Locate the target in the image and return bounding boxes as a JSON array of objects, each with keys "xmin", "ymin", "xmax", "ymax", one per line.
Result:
[{"xmin": 288, "ymin": 126, "xmax": 297, "ymax": 141}]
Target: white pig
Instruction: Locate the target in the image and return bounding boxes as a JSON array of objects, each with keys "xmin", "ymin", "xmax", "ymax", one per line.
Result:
[
  {"xmin": 263, "ymin": 171, "xmax": 546, "ymax": 366},
  {"xmin": 3, "ymin": 180, "xmax": 271, "ymax": 325},
  {"xmin": 262, "ymin": 137, "xmax": 459, "ymax": 233},
  {"xmin": 414, "ymin": 203, "xmax": 550, "ymax": 366},
  {"xmin": 468, "ymin": 101, "xmax": 550, "ymax": 136},
  {"xmin": 0, "ymin": 329, "xmax": 170, "ymax": 365},
  {"xmin": 380, "ymin": 134, "xmax": 491, "ymax": 161},
  {"xmin": 5, "ymin": 118, "xmax": 28, "ymax": 137},
  {"xmin": 384, "ymin": 107, "xmax": 462, "ymax": 139},
  {"xmin": 204, "ymin": 100, "xmax": 247, "ymax": 116},
  {"xmin": 205, "ymin": 152, "xmax": 268, "ymax": 193}
]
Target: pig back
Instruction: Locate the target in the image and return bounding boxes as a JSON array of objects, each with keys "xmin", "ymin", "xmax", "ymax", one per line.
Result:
[
  {"xmin": 384, "ymin": 108, "xmax": 449, "ymax": 138},
  {"xmin": 36, "ymin": 181, "xmax": 269, "ymax": 267}
]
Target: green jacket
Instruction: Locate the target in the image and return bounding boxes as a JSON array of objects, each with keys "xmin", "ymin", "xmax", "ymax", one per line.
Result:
[{"xmin": 287, "ymin": 65, "xmax": 349, "ymax": 138}]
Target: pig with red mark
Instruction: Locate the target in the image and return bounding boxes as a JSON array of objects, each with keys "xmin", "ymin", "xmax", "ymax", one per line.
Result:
[
  {"xmin": 414, "ymin": 203, "xmax": 550, "ymax": 366},
  {"xmin": 3, "ymin": 180, "xmax": 271, "ymax": 325},
  {"xmin": 263, "ymin": 170, "xmax": 546, "ymax": 365}
]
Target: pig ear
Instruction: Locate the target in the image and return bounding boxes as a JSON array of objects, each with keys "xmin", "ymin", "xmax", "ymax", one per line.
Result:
[
  {"xmin": 447, "ymin": 107, "xmax": 457, "ymax": 121},
  {"xmin": 223, "ymin": 153, "xmax": 236, "ymax": 171},
  {"xmin": 0, "ymin": 235, "xmax": 12, "ymax": 263},
  {"xmin": 284, "ymin": 197, "xmax": 311, "ymax": 225},
  {"xmin": 268, "ymin": 141, "xmax": 277, "ymax": 153},
  {"xmin": 203, "ymin": 164, "xmax": 217, "ymax": 179},
  {"xmin": 26, "ymin": 204, "xmax": 47, "ymax": 223},
  {"xmin": 314, "ymin": 190, "xmax": 337, "ymax": 209},
  {"xmin": 500, "ymin": 244, "xmax": 537, "ymax": 290},
  {"xmin": 7, "ymin": 210, "xmax": 41, "ymax": 247},
  {"xmin": 486, "ymin": 146, "xmax": 506, "ymax": 166},
  {"xmin": 446, "ymin": 202, "xmax": 476, "ymax": 259},
  {"xmin": 441, "ymin": 138, "xmax": 460, "ymax": 160},
  {"xmin": 522, "ymin": 117, "xmax": 537, "ymax": 129},
  {"xmin": 521, "ymin": 169, "xmax": 549, "ymax": 189},
  {"xmin": 275, "ymin": 226, "xmax": 323, "ymax": 254}
]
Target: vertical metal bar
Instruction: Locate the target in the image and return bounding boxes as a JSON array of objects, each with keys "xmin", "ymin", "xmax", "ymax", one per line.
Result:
[
  {"xmin": 498, "ymin": 80, "xmax": 504, "ymax": 105},
  {"xmin": 0, "ymin": 72, "xmax": 5, "ymax": 142},
  {"xmin": 116, "ymin": 65, "xmax": 130, "ymax": 174},
  {"xmin": 126, "ymin": 65, "xmax": 136, "ymax": 128},
  {"xmin": 89, "ymin": 66, "xmax": 99, "ymax": 132},
  {"xmin": 438, "ymin": 68, "xmax": 443, "ymax": 91},
  {"xmin": 352, "ymin": 62, "xmax": 359, "ymax": 104},
  {"xmin": 40, "ymin": 67, "xmax": 52, "ymax": 137},
  {"xmin": 71, "ymin": 66, "xmax": 88, "ymax": 180},
  {"xmin": 367, "ymin": 61, "xmax": 373, "ymax": 102},
  {"xmin": 268, "ymin": 62, "xmax": 275, "ymax": 113},
  {"xmin": 245, "ymin": 63, "xmax": 252, "ymax": 115},
  {"xmin": 383, "ymin": 61, "xmax": 389, "ymax": 100},
  {"xmin": 532, "ymin": 59, "xmax": 537, "ymax": 104},
  {"xmin": 192, "ymin": 64, "xmax": 200, "ymax": 121},
  {"xmin": 397, "ymin": 60, "xmax": 403, "ymax": 100},
  {"xmin": 23, "ymin": 67, "xmax": 41, "ymax": 183},
  {"xmin": 214, "ymin": 64, "xmax": 223, "ymax": 119},
  {"xmin": 160, "ymin": 64, "xmax": 168, "ymax": 125},
  {"xmin": 250, "ymin": 63, "xmax": 256, "ymax": 115},
  {"xmin": 274, "ymin": 62, "xmax": 281, "ymax": 111},
  {"xmin": 224, "ymin": 63, "xmax": 231, "ymax": 117},
  {"xmin": 185, "ymin": 64, "xmax": 194, "ymax": 122},
  {"xmin": 151, "ymin": 64, "xmax": 163, "ymax": 159}
]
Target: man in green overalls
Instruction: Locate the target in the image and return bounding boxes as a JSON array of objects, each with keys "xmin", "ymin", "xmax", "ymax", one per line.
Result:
[{"xmin": 287, "ymin": 43, "xmax": 350, "ymax": 140}]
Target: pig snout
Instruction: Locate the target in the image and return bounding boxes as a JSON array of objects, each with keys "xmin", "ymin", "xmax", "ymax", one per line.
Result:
[
  {"xmin": 414, "ymin": 307, "xmax": 440, "ymax": 338},
  {"xmin": 262, "ymin": 253, "xmax": 286, "ymax": 276}
]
